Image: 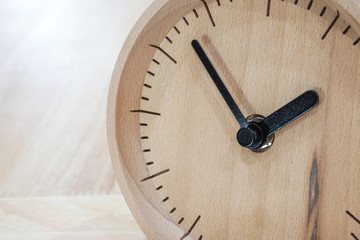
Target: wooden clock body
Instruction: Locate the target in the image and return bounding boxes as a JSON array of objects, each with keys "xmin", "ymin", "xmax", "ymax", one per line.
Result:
[{"xmin": 107, "ymin": 0, "xmax": 360, "ymax": 239}]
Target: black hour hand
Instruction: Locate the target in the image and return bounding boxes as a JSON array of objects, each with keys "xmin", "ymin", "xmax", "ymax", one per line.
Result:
[
  {"xmin": 237, "ymin": 90, "xmax": 319, "ymax": 150},
  {"xmin": 262, "ymin": 90, "xmax": 319, "ymax": 136}
]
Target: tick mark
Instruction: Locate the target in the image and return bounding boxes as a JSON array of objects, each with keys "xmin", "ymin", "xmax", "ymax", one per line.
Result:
[
  {"xmin": 170, "ymin": 208, "xmax": 176, "ymax": 214},
  {"xmin": 294, "ymin": 0, "xmax": 298, "ymax": 5},
  {"xmin": 141, "ymin": 169, "xmax": 170, "ymax": 182},
  {"xmin": 147, "ymin": 71, "xmax": 155, "ymax": 76},
  {"xmin": 193, "ymin": 9, "xmax": 199, "ymax": 18},
  {"xmin": 178, "ymin": 218, "xmax": 184, "ymax": 224},
  {"xmin": 352, "ymin": 233, "xmax": 359, "ymax": 240},
  {"xmin": 321, "ymin": 11, "xmax": 339, "ymax": 40},
  {"xmin": 180, "ymin": 215, "xmax": 201, "ymax": 240},
  {"xmin": 156, "ymin": 185, "xmax": 163, "ymax": 190},
  {"xmin": 144, "ymin": 84, "xmax": 152, "ymax": 89},
  {"xmin": 130, "ymin": 110, "xmax": 161, "ymax": 116},
  {"xmin": 346, "ymin": 211, "xmax": 360, "ymax": 225},
  {"xmin": 354, "ymin": 38, "xmax": 360, "ymax": 46},
  {"xmin": 216, "ymin": 0, "xmax": 220, "ymax": 6},
  {"xmin": 166, "ymin": 36, "xmax": 173, "ymax": 44},
  {"xmin": 146, "ymin": 162, "xmax": 154, "ymax": 165},
  {"xmin": 267, "ymin": 0, "xmax": 271, "ymax": 17},
  {"xmin": 152, "ymin": 59, "xmax": 160, "ymax": 65},
  {"xmin": 140, "ymin": 123, "xmax": 148, "ymax": 126},
  {"xmin": 141, "ymin": 97, "xmax": 149, "ymax": 101},
  {"xmin": 163, "ymin": 197, "xmax": 169, "ymax": 202},
  {"xmin": 143, "ymin": 149, "xmax": 151, "ymax": 153},
  {"xmin": 149, "ymin": 44, "xmax": 177, "ymax": 64},
  {"xmin": 307, "ymin": 0, "xmax": 314, "ymax": 10},
  {"xmin": 174, "ymin": 26, "xmax": 180, "ymax": 34},
  {"xmin": 199, "ymin": 236, "xmax": 203, "ymax": 240},
  {"xmin": 183, "ymin": 17, "xmax": 189, "ymax": 26},
  {"xmin": 343, "ymin": 25, "xmax": 351, "ymax": 34},
  {"xmin": 201, "ymin": 0, "xmax": 216, "ymax": 27},
  {"xmin": 141, "ymin": 136, "xmax": 149, "ymax": 139},
  {"xmin": 320, "ymin": 7, "xmax": 327, "ymax": 16}
]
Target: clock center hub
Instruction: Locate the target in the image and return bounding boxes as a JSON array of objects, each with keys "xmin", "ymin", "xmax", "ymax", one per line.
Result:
[{"xmin": 237, "ymin": 114, "xmax": 275, "ymax": 153}]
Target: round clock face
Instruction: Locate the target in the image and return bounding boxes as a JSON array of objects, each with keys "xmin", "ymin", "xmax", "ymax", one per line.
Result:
[{"xmin": 107, "ymin": 0, "xmax": 360, "ymax": 239}]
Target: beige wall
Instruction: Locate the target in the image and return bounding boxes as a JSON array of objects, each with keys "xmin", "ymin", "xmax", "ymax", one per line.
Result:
[{"xmin": 0, "ymin": 0, "xmax": 151, "ymax": 238}]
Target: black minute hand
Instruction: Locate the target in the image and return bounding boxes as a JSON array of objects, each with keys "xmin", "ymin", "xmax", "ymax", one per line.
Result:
[{"xmin": 191, "ymin": 39, "xmax": 248, "ymax": 128}]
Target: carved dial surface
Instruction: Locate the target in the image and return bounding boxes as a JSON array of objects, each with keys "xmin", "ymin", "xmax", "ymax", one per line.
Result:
[{"xmin": 110, "ymin": 0, "xmax": 360, "ymax": 239}]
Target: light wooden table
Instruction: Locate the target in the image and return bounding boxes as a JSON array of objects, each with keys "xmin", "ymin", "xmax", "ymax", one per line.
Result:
[{"xmin": 0, "ymin": 0, "xmax": 150, "ymax": 239}]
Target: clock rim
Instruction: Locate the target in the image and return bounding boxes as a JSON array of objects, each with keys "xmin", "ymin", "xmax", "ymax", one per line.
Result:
[{"xmin": 107, "ymin": 0, "xmax": 360, "ymax": 239}]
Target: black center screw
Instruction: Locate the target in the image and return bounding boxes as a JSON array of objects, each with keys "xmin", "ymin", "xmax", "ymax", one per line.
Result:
[
  {"xmin": 237, "ymin": 122, "xmax": 269, "ymax": 150},
  {"xmin": 237, "ymin": 128, "xmax": 256, "ymax": 147}
]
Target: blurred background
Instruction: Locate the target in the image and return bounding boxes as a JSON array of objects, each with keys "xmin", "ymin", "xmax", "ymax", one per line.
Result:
[{"xmin": 0, "ymin": 0, "xmax": 150, "ymax": 239}]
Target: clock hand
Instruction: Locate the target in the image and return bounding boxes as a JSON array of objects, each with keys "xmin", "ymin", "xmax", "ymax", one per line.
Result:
[
  {"xmin": 191, "ymin": 39, "xmax": 248, "ymax": 128},
  {"xmin": 261, "ymin": 90, "xmax": 319, "ymax": 136},
  {"xmin": 237, "ymin": 90, "xmax": 319, "ymax": 150},
  {"xmin": 191, "ymin": 40, "xmax": 319, "ymax": 151}
]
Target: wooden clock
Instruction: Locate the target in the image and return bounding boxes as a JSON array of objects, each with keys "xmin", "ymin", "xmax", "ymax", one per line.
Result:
[{"xmin": 107, "ymin": 0, "xmax": 360, "ymax": 239}]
